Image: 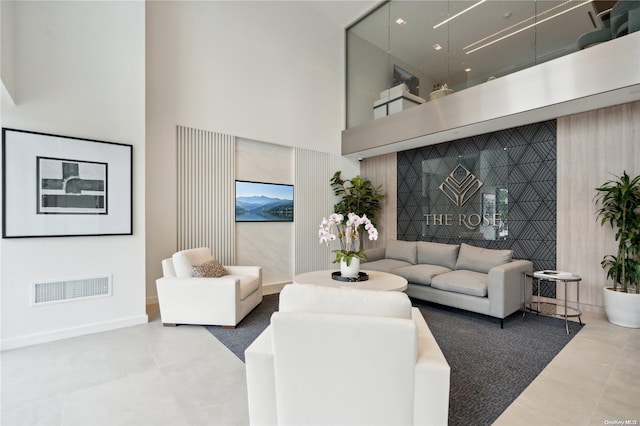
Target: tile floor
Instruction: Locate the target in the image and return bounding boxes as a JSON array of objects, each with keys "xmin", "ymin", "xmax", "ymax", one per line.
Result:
[{"xmin": 1, "ymin": 306, "xmax": 639, "ymax": 426}]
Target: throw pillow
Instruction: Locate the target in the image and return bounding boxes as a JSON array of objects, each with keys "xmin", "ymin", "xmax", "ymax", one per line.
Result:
[
  {"xmin": 192, "ymin": 259, "xmax": 228, "ymax": 278},
  {"xmin": 455, "ymin": 243, "xmax": 512, "ymax": 274},
  {"xmin": 384, "ymin": 239, "xmax": 418, "ymax": 264}
]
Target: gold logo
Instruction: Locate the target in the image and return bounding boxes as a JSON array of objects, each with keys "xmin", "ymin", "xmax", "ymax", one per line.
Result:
[{"xmin": 439, "ymin": 164, "xmax": 483, "ymax": 206}]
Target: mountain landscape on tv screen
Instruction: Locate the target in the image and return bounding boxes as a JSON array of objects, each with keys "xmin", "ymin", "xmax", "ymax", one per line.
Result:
[{"xmin": 235, "ymin": 195, "xmax": 293, "ymax": 221}]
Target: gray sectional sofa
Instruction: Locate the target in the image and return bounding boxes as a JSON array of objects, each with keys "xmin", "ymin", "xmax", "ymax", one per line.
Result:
[{"xmin": 363, "ymin": 240, "xmax": 533, "ymax": 327}]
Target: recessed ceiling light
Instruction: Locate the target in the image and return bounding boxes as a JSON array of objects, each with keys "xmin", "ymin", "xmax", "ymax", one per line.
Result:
[
  {"xmin": 433, "ymin": 43, "xmax": 442, "ymax": 50},
  {"xmin": 395, "ymin": 18, "xmax": 407, "ymax": 25},
  {"xmin": 465, "ymin": 68, "xmax": 471, "ymax": 72}
]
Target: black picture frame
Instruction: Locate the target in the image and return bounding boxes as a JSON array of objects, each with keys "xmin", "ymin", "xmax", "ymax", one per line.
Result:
[
  {"xmin": 235, "ymin": 180, "xmax": 294, "ymax": 222},
  {"xmin": 2, "ymin": 128, "xmax": 133, "ymax": 238}
]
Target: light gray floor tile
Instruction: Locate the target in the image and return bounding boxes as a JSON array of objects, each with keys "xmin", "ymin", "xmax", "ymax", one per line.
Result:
[
  {"xmin": 2, "ymin": 302, "xmax": 639, "ymax": 426},
  {"xmin": 62, "ymin": 368, "xmax": 189, "ymax": 426}
]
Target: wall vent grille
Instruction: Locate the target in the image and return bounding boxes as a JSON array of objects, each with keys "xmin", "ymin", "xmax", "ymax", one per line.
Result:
[{"xmin": 32, "ymin": 275, "xmax": 112, "ymax": 306}]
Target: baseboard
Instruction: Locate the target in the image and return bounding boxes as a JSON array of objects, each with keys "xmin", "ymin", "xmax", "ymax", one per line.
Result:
[
  {"xmin": 0, "ymin": 314, "xmax": 149, "ymax": 351},
  {"xmin": 263, "ymin": 281, "xmax": 291, "ymax": 296}
]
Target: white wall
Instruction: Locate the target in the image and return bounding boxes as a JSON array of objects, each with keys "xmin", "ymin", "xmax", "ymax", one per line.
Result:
[
  {"xmin": 0, "ymin": 0, "xmax": 16, "ymax": 102},
  {"xmin": 0, "ymin": 1, "xmax": 146, "ymax": 349},
  {"xmin": 146, "ymin": 1, "xmax": 358, "ymax": 302}
]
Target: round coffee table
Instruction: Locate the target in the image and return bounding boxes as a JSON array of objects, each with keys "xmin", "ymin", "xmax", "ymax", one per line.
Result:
[{"xmin": 293, "ymin": 269, "xmax": 407, "ymax": 292}]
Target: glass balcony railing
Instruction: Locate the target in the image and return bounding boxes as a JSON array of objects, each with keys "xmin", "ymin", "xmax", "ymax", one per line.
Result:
[{"xmin": 346, "ymin": 0, "xmax": 618, "ymax": 129}]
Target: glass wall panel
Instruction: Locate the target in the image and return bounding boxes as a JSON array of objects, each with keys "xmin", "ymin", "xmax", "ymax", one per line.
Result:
[
  {"xmin": 346, "ymin": 3, "xmax": 390, "ymax": 128},
  {"xmin": 421, "ymin": 148, "xmax": 508, "ymax": 241},
  {"xmin": 346, "ymin": 0, "xmax": 605, "ymax": 129}
]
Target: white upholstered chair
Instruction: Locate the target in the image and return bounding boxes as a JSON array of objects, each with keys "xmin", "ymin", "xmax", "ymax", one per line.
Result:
[
  {"xmin": 155, "ymin": 247, "xmax": 262, "ymax": 328},
  {"xmin": 245, "ymin": 284, "xmax": 450, "ymax": 426}
]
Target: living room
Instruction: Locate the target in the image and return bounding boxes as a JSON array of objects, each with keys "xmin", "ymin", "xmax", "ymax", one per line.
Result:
[{"xmin": 1, "ymin": 1, "xmax": 639, "ymax": 425}]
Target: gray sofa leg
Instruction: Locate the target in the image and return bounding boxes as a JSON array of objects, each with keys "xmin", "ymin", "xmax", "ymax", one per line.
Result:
[{"xmin": 500, "ymin": 319, "xmax": 504, "ymax": 329}]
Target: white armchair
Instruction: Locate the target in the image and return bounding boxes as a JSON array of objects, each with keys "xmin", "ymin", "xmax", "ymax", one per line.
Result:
[
  {"xmin": 245, "ymin": 284, "xmax": 450, "ymax": 426},
  {"xmin": 155, "ymin": 247, "xmax": 262, "ymax": 328}
]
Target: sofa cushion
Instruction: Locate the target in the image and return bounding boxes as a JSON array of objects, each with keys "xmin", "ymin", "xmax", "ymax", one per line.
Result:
[
  {"xmin": 362, "ymin": 259, "xmax": 413, "ymax": 273},
  {"xmin": 455, "ymin": 243, "xmax": 512, "ymax": 274},
  {"xmin": 280, "ymin": 283, "xmax": 412, "ymax": 319},
  {"xmin": 191, "ymin": 259, "xmax": 228, "ymax": 278},
  {"xmin": 385, "ymin": 240, "xmax": 417, "ymax": 264},
  {"xmin": 172, "ymin": 247, "xmax": 215, "ymax": 278},
  {"xmin": 392, "ymin": 264, "xmax": 452, "ymax": 286},
  {"xmin": 417, "ymin": 242, "xmax": 459, "ymax": 270},
  {"xmin": 431, "ymin": 270, "xmax": 488, "ymax": 297}
]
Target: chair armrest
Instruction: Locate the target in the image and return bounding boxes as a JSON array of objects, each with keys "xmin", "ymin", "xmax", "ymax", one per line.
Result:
[
  {"xmin": 413, "ymin": 308, "xmax": 450, "ymax": 426},
  {"xmin": 155, "ymin": 276, "xmax": 242, "ymax": 325},
  {"xmin": 245, "ymin": 326, "xmax": 277, "ymax": 426},
  {"xmin": 487, "ymin": 259, "xmax": 533, "ymax": 318},
  {"xmin": 225, "ymin": 265, "xmax": 262, "ymax": 278}
]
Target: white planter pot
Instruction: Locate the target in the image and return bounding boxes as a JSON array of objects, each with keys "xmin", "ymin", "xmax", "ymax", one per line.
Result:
[
  {"xmin": 340, "ymin": 257, "xmax": 360, "ymax": 278},
  {"xmin": 603, "ymin": 287, "xmax": 640, "ymax": 328}
]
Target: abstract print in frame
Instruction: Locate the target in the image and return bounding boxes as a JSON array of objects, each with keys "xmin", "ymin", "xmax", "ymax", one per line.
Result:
[{"xmin": 2, "ymin": 128, "xmax": 132, "ymax": 238}]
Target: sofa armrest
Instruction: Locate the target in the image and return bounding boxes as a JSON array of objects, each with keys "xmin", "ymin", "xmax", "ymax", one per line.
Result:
[
  {"xmin": 245, "ymin": 326, "xmax": 277, "ymax": 426},
  {"xmin": 363, "ymin": 247, "xmax": 385, "ymax": 263},
  {"xmin": 487, "ymin": 259, "xmax": 533, "ymax": 318}
]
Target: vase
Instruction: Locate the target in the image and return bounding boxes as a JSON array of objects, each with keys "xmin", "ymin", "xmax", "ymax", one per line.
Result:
[
  {"xmin": 603, "ymin": 287, "xmax": 640, "ymax": 328},
  {"xmin": 340, "ymin": 257, "xmax": 360, "ymax": 278}
]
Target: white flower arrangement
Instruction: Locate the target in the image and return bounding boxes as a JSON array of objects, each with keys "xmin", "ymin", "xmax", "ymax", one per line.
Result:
[{"xmin": 318, "ymin": 212, "xmax": 379, "ymax": 265}]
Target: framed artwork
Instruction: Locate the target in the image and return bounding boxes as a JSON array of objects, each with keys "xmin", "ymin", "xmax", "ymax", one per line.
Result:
[
  {"xmin": 392, "ymin": 65, "xmax": 420, "ymax": 96},
  {"xmin": 235, "ymin": 180, "xmax": 294, "ymax": 222},
  {"xmin": 2, "ymin": 128, "xmax": 133, "ymax": 238}
]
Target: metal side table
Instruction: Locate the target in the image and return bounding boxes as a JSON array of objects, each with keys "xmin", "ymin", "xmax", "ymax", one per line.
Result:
[{"xmin": 523, "ymin": 271, "xmax": 583, "ymax": 334}]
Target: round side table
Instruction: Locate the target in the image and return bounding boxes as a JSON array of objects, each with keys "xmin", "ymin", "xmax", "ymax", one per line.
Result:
[{"xmin": 523, "ymin": 270, "xmax": 583, "ymax": 334}]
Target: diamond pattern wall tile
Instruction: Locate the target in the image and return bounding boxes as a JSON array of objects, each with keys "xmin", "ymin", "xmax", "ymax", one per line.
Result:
[{"xmin": 397, "ymin": 120, "xmax": 557, "ymax": 295}]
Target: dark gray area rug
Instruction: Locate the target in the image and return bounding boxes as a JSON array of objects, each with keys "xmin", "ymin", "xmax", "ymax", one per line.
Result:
[
  {"xmin": 205, "ymin": 294, "xmax": 279, "ymax": 362},
  {"xmin": 205, "ymin": 294, "xmax": 582, "ymax": 425}
]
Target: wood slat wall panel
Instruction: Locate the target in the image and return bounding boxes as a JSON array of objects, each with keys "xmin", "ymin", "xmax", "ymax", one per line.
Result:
[
  {"xmin": 294, "ymin": 149, "xmax": 331, "ymax": 274},
  {"xmin": 557, "ymin": 101, "xmax": 640, "ymax": 311},
  {"xmin": 177, "ymin": 126, "xmax": 235, "ymax": 264},
  {"xmin": 361, "ymin": 152, "xmax": 398, "ymax": 248}
]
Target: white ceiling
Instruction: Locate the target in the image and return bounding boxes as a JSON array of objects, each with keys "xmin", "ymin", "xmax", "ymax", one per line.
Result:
[{"xmin": 302, "ymin": 0, "xmax": 381, "ymax": 28}]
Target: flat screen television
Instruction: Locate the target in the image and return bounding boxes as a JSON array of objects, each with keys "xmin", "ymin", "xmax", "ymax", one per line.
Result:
[{"xmin": 235, "ymin": 180, "xmax": 294, "ymax": 222}]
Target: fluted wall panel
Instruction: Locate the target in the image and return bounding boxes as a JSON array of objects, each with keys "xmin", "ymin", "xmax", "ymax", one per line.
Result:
[
  {"xmin": 177, "ymin": 126, "xmax": 235, "ymax": 264},
  {"xmin": 295, "ymin": 149, "xmax": 331, "ymax": 274}
]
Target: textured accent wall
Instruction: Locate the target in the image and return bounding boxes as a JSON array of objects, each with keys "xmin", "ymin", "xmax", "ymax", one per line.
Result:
[
  {"xmin": 558, "ymin": 101, "xmax": 640, "ymax": 311},
  {"xmin": 361, "ymin": 152, "xmax": 398, "ymax": 249},
  {"xmin": 177, "ymin": 126, "xmax": 236, "ymax": 264},
  {"xmin": 294, "ymin": 148, "xmax": 332, "ymax": 274},
  {"xmin": 397, "ymin": 120, "xmax": 557, "ymax": 273}
]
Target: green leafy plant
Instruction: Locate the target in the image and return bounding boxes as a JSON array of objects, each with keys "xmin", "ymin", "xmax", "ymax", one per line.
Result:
[
  {"xmin": 330, "ymin": 171, "xmax": 384, "ymax": 230},
  {"xmin": 594, "ymin": 171, "xmax": 640, "ymax": 293}
]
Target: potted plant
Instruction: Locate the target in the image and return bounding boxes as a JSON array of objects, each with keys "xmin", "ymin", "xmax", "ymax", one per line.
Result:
[
  {"xmin": 330, "ymin": 171, "xmax": 384, "ymax": 233},
  {"xmin": 318, "ymin": 212, "xmax": 378, "ymax": 277},
  {"xmin": 594, "ymin": 171, "xmax": 640, "ymax": 328}
]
